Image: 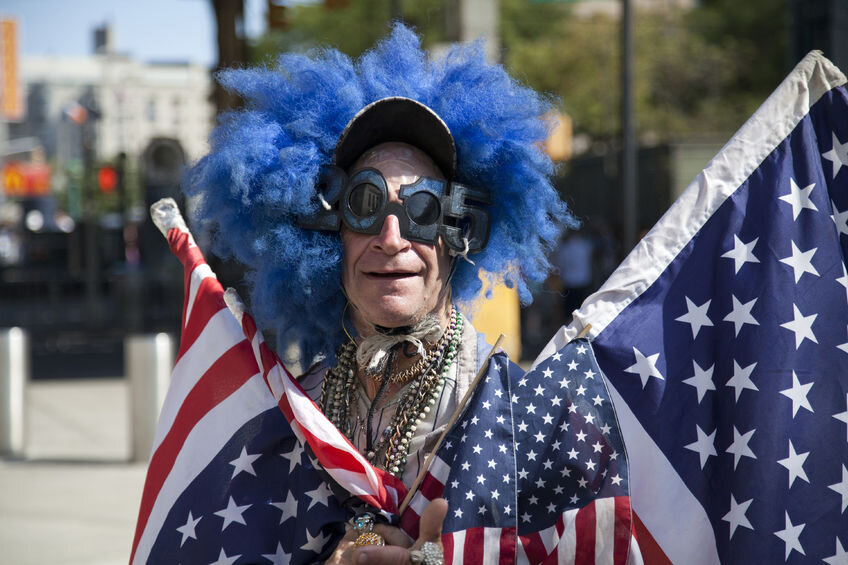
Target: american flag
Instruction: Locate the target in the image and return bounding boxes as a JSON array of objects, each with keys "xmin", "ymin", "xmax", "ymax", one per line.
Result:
[
  {"xmin": 130, "ymin": 201, "xmax": 637, "ymax": 563},
  {"xmin": 538, "ymin": 51, "xmax": 848, "ymax": 563},
  {"xmin": 400, "ymin": 341, "xmax": 634, "ymax": 564},
  {"xmin": 129, "ymin": 209, "xmax": 358, "ymax": 564}
]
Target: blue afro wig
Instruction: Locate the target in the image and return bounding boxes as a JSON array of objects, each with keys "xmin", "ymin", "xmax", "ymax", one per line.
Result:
[{"xmin": 184, "ymin": 23, "xmax": 575, "ymax": 364}]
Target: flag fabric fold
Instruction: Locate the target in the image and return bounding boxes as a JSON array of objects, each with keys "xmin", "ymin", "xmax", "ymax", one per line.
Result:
[
  {"xmin": 536, "ymin": 51, "xmax": 848, "ymax": 564},
  {"xmin": 131, "ymin": 199, "xmax": 636, "ymax": 564},
  {"xmin": 131, "ymin": 201, "xmax": 355, "ymax": 564}
]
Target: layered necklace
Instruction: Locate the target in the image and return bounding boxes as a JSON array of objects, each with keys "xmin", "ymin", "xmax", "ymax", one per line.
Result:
[{"xmin": 321, "ymin": 308, "xmax": 463, "ymax": 477}]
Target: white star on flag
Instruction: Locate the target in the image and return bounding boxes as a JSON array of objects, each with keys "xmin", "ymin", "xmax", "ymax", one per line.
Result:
[
  {"xmin": 724, "ymin": 295, "xmax": 759, "ymax": 336},
  {"xmin": 721, "ymin": 234, "xmax": 760, "ymax": 274},
  {"xmin": 301, "ymin": 529, "xmax": 332, "ymax": 554},
  {"xmin": 270, "ymin": 491, "xmax": 298, "ymax": 525},
  {"xmin": 837, "ymin": 264, "xmax": 848, "ymax": 302},
  {"xmin": 779, "ymin": 178, "xmax": 818, "ymax": 220},
  {"xmin": 776, "ymin": 439, "xmax": 810, "ymax": 488},
  {"xmin": 725, "ymin": 360, "xmax": 758, "ymax": 402},
  {"xmin": 682, "ymin": 359, "xmax": 716, "ymax": 403},
  {"xmin": 778, "ymin": 371, "xmax": 813, "ymax": 418},
  {"xmin": 779, "ymin": 241, "xmax": 819, "ymax": 283},
  {"xmin": 684, "ymin": 424, "xmax": 717, "ymax": 469},
  {"xmin": 675, "ymin": 297, "xmax": 713, "ymax": 339},
  {"xmin": 214, "ymin": 496, "xmax": 250, "ymax": 530},
  {"xmin": 832, "ymin": 200, "xmax": 848, "ymax": 237},
  {"xmin": 726, "ymin": 426, "xmax": 757, "ymax": 470},
  {"xmin": 280, "ymin": 441, "xmax": 304, "ymax": 473},
  {"xmin": 261, "ymin": 542, "xmax": 292, "ymax": 564},
  {"xmin": 780, "ymin": 304, "xmax": 818, "ymax": 349},
  {"xmin": 774, "ymin": 512, "xmax": 806, "ymax": 560},
  {"xmin": 175, "ymin": 511, "xmax": 201, "ymax": 546},
  {"xmin": 623, "ymin": 346, "xmax": 664, "ymax": 388},
  {"xmin": 722, "ymin": 494, "xmax": 753, "ymax": 540},
  {"xmin": 211, "ymin": 548, "xmax": 241, "ymax": 565},
  {"xmin": 829, "ymin": 465, "xmax": 848, "ymax": 513},
  {"xmin": 304, "ymin": 483, "xmax": 333, "ymax": 511},
  {"xmin": 823, "ymin": 538, "xmax": 848, "ymax": 565},
  {"xmin": 229, "ymin": 446, "xmax": 261, "ymax": 478},
  {"xmin": 822, "ymin": 131, "xmax": 848, "ymax": 178},
  {"xmin": 835, "ymin": 394, "xmax": 848, "ymax": 441}
]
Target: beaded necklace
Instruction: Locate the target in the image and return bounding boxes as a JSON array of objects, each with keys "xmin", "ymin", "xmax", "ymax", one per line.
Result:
[{"xmin": 321, "ymin": 309, "xmax": 463, "ymax": 478}]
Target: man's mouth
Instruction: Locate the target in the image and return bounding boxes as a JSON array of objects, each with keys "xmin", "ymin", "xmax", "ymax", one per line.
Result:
[{"xmin": 366, "ymin": 271, "xmax": 417, "ymax": 279}]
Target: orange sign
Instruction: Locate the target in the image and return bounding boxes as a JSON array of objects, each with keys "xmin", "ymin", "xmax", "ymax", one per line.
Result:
[
  {"xmin": 0, "ymin": 19, "xmax": 22, "ymax": 121},
  {"xmin": 3, "ymin": 162, "xmax": 51, "ymax": 197}
]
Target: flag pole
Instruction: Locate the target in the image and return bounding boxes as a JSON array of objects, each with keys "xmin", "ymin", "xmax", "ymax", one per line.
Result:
[{"xmin": 398, "ymin": 334, "xmax": 505, "ymax": 515}]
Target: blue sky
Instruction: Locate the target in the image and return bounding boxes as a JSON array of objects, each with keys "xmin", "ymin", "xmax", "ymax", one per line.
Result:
[{"xmin": 1, "ymin": 0, "xmax": 275, "ymax": 68}]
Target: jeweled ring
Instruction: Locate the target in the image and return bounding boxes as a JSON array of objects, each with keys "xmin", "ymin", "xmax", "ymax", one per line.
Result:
[
  {"xmin": 353, "ymin": 512, "xmax": 376, "ymax": 533},
  {"xmin": 409, "ymin": 541, "xmax": 444, "ymax": 565},
  {"xmin": 354, "ymin": 531, "xmax": 386, "ymax": 547}
]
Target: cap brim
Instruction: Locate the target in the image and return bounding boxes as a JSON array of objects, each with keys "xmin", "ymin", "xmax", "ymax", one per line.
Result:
[{"xmin": 334, "ymin": 97, "xmax": 457, "ymax": 178}]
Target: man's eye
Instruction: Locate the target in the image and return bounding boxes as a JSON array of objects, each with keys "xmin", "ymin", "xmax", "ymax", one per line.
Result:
[
  {"xmin": 348, "ymin": 183, "xmax": 383, "ymax": 217},
  {"xmin": 405, "ymin": 191, "xmax": 441, "ymax": 225}
]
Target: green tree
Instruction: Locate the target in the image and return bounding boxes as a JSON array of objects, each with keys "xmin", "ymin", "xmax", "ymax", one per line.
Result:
[
  {"xmin": 250, "ymin": 0, "xmax": 452, "ymax": 64},
  {"xmin": 248, "ymin": 0, "xmax": 788, "ymax": 147},
  {"xmin": 500, "ymin": 0, "xmax": 787, "ymax": 146}
]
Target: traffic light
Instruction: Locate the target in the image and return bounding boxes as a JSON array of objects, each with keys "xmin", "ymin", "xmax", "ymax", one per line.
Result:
[
  {"xmin": 97, "ymin": 165, "xmax": 117, "ymax": 194},
  {"xmin": 267, "ymin": 0, "xmax": 289, "ymax": 30}
]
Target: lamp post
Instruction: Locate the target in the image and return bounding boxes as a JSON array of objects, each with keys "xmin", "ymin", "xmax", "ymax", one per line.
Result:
[{"xmin": 621, "ymin": 0, "xmax": 637, "ymax": 251}]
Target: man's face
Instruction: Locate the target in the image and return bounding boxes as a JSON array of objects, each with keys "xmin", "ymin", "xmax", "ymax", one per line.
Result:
[{"xmin": 341, "ymin": 142, "xmax": 452, "ymax": 334}]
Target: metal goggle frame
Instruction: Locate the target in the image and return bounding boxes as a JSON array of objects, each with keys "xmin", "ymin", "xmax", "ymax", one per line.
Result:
[{"xmin": 298, "ymin": 165, "xmax": 491, "ymax": 254}]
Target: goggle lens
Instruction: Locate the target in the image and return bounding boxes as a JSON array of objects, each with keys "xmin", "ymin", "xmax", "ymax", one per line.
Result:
[
  {"xmin": 348, "ymin": 183, "xmax": 384, "ymax": 218},
  {"xmin": 405, "ymin": 191, "xmax": 441, "ymax": 225}
]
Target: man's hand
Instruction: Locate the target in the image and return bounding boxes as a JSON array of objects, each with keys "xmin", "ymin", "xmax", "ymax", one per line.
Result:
[
  {"xmin": 323, "ymin": 519, "xmax": 418, "ymax": 565},
  {"xmin": 352, "ymin": 498, "xmax": 448, "ymax": 564}
]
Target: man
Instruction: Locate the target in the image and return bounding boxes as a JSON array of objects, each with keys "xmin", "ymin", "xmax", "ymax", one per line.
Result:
[{"xmin": 136, "ymin": 24, "xmax": 635, "ymax": 564}]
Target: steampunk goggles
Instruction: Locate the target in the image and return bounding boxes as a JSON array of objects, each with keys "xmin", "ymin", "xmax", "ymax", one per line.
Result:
[{"xmin": 298, "ymin": 165, "xmax": 491, "ymax": 254}]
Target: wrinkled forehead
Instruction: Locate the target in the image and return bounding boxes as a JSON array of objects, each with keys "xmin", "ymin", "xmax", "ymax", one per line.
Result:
[{"xmin": 351, "ymin": 142, "xmax": 446, "ymax": 187}]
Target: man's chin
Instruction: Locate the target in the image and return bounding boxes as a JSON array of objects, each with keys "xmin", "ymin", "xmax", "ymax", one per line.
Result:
[
  {"xmin": 364, "ymin": 309, "xmax": 420, "ymax": 329},
  {"xmin": 358, "ymin": 296, "xmax": 427, "ymax": 329}
]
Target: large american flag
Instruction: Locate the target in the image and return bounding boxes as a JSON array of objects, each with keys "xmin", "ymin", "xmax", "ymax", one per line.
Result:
[
  {"xmin": 130, "ymin": 202, "xmax": 637, "ymax": 562},
  {"xmin": 538, "ymin": 51, "xmax": 848, "ymax": 563}
]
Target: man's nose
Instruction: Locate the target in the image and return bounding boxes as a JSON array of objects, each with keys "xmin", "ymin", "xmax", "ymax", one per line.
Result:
[{"xmin": 372, "ymin": 214, "xmax": 410, "ymax": 253}]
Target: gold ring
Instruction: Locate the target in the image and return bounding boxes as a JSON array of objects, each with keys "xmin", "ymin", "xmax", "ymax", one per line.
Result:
[{"xmin": 354, "ymin": 532, "xmax": 386, "ymax": 547}]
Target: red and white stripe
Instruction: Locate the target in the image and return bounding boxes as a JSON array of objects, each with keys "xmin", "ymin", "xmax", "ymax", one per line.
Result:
[
  {"xmin": 444, "ymin": 526, "xmax": 519, "ymax": 564},
  {"xmin": 399, "ymin": 454, "xmax": 453, "ymax": 538},
  {"xmin": 131, "ymin": 199, "xmax": 407, "ymax": 563},
  {"xmin": 518, "ymin": 497, "xmax": 634, "ymax": 565},
  {"xmin": 131, "ymin": 218, "xmax": 271, "ymax": 564},
  {"xmin": 225, "ymin": 292, "xmax": 408, "ymax": 513}
]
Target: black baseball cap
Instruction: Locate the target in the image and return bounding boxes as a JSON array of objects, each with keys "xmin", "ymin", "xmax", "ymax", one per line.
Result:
[{"xmin": 333, "ymin": 97, "xmax": 457, "ymax": 179}]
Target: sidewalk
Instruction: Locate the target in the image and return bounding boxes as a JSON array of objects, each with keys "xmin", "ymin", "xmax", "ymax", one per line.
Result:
[{"xmin": 0, "ymin": 379, "xmax": 147, "ymax": 565}]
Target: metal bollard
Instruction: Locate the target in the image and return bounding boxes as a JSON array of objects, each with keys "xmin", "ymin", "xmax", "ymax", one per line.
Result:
[
  {"xmin": 0, "ymin": 327, "xmax": 27, "ymax": 458},
  {"xmin": 127, "ymin": 333, "xmax": 174, "ymax": 462}
]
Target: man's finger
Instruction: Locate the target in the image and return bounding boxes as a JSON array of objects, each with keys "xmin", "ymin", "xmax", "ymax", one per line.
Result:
[
  {"xmin": 416, "ymin": 498, "xmax": 448, "ymax": 544},
  {"xmin": 353, "ymin": 545, "xmax": 413, "ymax": 565},
  {"xmin": 373, "ymin": 523, "xmax": 413, "ymax": 547}
]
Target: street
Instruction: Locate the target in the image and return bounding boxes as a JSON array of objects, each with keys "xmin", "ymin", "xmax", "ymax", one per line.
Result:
[{"xmin": 0, "ymin": 379, "xmax": 146, "ymax": 564}]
